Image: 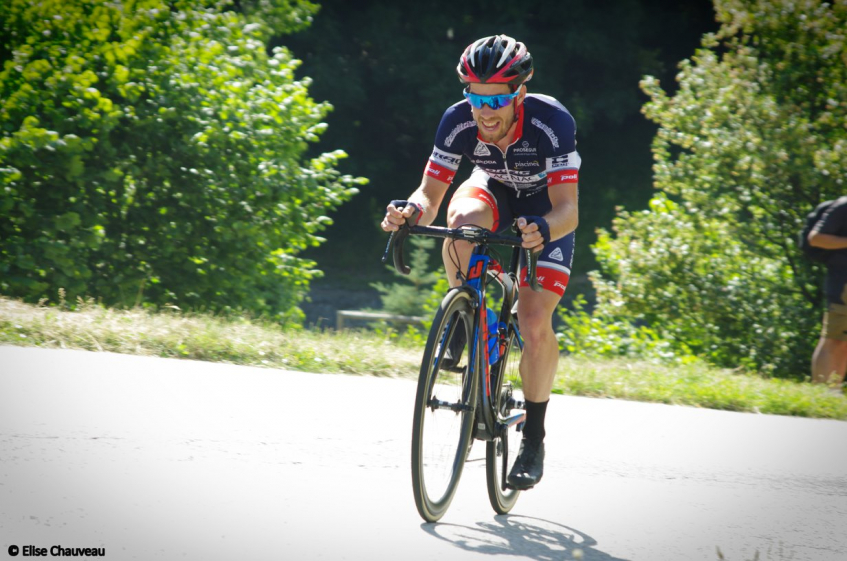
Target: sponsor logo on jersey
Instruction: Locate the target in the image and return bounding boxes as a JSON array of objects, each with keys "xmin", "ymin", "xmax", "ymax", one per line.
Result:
[
  {"xmin": 425, "ymin": 161, "xmax": 456, "ymax": 183},
  {"xmin": 548, "ymin": 155, "xmax": 570, "ymax": 169},
  {"xmin": 488, "ymin": 172, "xmax": 544, "ymax": 185},
  {"xmin": 547, "ymin": 169, "xmax": 579, "ymax": 186},
  {"xmin": 531, "ymin": 117, "xmax": 560, "ymax": 149},
  {"xmin": 549, "ymin": 247, "xmax": 564, "ymax": 262},
  {"xmin": 514, "ymin": 161, "xmax": 540, "ymax": 168},
  {"xmin": 512, "ymin": 140, "xmax": 537, "ymax": 154},
  {"xmin": 472, "ymin": 159, "xmax": 498, "ymax": 165},
  {"xmin": 473, "ymin": 141, "xmax": 491, "ymax": 156},
  {"xmin": 444, "ymin": 120, "xmax": 476, "ymax": 147},
  {"xmin": 548, "ymin": 151, "xmax": 582, "ymax": 171},
  {"xmin": 431, "ymin": 147, "xmax": 462, "ymax": 169}
]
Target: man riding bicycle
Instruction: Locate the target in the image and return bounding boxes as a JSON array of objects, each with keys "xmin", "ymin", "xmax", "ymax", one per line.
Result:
[{"xmin": 381, "ymin": 34, "xmax": 580, "ymax": 490}]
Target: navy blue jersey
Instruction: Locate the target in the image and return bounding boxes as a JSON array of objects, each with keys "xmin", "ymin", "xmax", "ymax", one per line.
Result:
[{"xmin": 424, "ymin": 94, "xmax": 581, "ymax": 196}]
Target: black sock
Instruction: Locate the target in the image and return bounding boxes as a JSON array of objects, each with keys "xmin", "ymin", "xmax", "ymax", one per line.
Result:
[{"xmin": 523, "ymin": 399, "xmax": 548, "ymax": 444}]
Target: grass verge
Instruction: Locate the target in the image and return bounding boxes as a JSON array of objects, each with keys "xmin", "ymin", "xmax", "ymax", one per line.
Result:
[{"xmin": 1, "ymin": 297, "xmax": 845, "ymax": 420}]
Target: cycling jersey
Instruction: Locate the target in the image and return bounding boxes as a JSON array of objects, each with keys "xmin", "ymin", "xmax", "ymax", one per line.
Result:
[
  {"xmin": 424, "ymin": 93, "xmax": 580, "ymax": 297},
  {"xmin": 425, "ymin": 94, "xmax": 581, "ymax": 196}
]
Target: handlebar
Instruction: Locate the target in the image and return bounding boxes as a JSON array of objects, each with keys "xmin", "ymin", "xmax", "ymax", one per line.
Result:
[{"xmin": 381, "ymin": 222, "xmax": 542, "ymax": 292}]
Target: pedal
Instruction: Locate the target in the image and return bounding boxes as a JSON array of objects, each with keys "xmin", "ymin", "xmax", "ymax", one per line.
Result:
[{"xmin": 506, "ymin": 397, "xmax": 524, "ymax": 410}]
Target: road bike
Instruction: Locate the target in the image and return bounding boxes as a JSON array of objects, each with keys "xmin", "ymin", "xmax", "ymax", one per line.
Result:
[{"xmin": 383, "ymin": 220, "xmax": 540, "ymax": 523}]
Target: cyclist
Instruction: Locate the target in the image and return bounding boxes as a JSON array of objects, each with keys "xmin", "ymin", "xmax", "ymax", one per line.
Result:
[{"xmin": 381, "ymin": 34, "xmax": 580, "ymax": 490}]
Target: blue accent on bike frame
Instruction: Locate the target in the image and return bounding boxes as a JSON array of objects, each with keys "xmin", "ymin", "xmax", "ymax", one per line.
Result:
[
  {"xmin": 430, "ymin": 248, "xmax": 524, "ymax": 417},
  {"xmin": 512, "ymin": 323, "xmax": 524, "ymax": 352},
  {"xmin": 465, "ymin": 252, "xmax": 490, "ymax": 388}
]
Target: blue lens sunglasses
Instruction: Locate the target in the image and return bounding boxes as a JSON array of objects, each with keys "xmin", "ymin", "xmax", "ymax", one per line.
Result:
[{"xmin": 463, "ymin": 89, "xmax": 520, "ymax": 110}]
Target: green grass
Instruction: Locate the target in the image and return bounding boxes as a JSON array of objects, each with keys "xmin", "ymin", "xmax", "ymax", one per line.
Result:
[{"xmin": 2, "ymin": 297, "xmax": 845, "ymax": 420}]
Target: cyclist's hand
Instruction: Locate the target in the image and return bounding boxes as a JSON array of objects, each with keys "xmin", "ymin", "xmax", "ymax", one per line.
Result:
[
  {"xmin": 517, "ymin": 216, "xmax": 550, "ymax": 253},
  {"xmin": 382, "ymin": 200, "xmax": 423, "ymax": 232}
]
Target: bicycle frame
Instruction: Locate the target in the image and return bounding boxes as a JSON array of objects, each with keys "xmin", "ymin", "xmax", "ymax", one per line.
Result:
[
  {"xmin": 446, "ymin": 243, "xmax": 525, "ymax": 442},
  {"xmin": 388, "ymin": 222, "xmax": 537, "ymax": 521},
  {"xmin": 383, "ymin": 223, "xmax": 537, "ymax": 432}
]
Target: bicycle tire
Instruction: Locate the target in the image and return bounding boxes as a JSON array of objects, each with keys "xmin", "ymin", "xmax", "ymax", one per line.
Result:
[
  {"xmin": 411, "ymin": 287, "xmax": 478, "ymax": 523},
  {"xmin": 486, "ymin": 328, "xmax": 523, "ymax": 514}
]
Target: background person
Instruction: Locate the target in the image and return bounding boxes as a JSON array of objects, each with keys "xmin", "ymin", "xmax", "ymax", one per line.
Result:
[{"xmin": 808, "ymin": 195, "xmax": 847, "ymax": 393}]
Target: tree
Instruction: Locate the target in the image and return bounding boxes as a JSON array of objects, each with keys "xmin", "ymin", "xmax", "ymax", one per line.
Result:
[
  {"xmin": 586, "ymin": 0, "xmax": 847, "ymax": 376},
  {"xmin": 0, "ymin": 0, "xmax": 363, "ymax": 322},
  {"xmin": 281, "ymin": 0, "xmax": 717, "ymax": 279}
]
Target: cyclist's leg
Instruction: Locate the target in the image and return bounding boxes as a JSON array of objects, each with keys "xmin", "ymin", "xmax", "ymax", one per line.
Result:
[
  {"xmin": 508, "ymin": 233, "xmax": 573, "ymax": 490},
  {"xmin": 517, "ymin": 288, "xmax": 564, "ymax": 400},
  {"xmin": 505, "ymin": 287, "xmax": 562, "ymax": 490},
  {"xmin": 442, "ymin": 169, "xmax": 510, "ymax": 287},
  {"xmin": 517, "ymin": 233, "xmax": 573, "ymax": 402}
]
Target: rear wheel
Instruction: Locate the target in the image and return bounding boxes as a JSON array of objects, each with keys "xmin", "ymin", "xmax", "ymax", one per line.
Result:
[
  {"xmin": 411, "ymin": 288, "xmax": 478, "ymax": 523},
  {"xmin": 486, "ymin": 328, "xmax": 523, "ymax": 514}
]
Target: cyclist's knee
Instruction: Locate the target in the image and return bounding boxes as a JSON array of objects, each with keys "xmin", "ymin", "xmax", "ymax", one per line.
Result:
[
  {"xmin": 519, "ymin": 308, "xmax": 554, "ymax": 347},
  {"xmin": 446, "ymin": 199, "xmax": 493, "ymax": 229}
]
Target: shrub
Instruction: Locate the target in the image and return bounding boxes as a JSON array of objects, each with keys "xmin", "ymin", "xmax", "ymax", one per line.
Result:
[
  {"xmin": 584, "ymin": 0, "xmax": 847, "ymax": 377},
  {"xmin": 0, "ymin": 0, "xmax": 364, "ymax": 322}
]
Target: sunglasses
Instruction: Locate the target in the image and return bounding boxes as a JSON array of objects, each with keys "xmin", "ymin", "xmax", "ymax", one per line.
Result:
[{"xmin": 463, "ymin": 90, "xmax": 520, "ymax": 110}]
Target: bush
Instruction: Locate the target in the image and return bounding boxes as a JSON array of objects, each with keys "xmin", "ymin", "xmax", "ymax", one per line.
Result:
[
  {"xmin": 557, "ymin": 291, "xmax": 698, "ymax": 365},
  {"xmin": 0, "ymin": 0, "xmax": 364, "ymax": 323},
  {"xmin": 584, "ymin": 0, "xmax": 847, "ymax": 377}
]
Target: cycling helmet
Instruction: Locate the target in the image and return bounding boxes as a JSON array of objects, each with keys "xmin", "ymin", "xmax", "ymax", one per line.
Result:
[{"xmin": 457, "ymin": 35, "xmax": 534, "ymax": 86}]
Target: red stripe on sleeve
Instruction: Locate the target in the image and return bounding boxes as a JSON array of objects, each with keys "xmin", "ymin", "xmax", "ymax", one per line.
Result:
[
  {"xmin": 425, "ymin": 161, "xmax": 456, "ymax": 184},
  {"xmin": 547, "ymin": 169, "xmax": 579, "ymax": 187}
]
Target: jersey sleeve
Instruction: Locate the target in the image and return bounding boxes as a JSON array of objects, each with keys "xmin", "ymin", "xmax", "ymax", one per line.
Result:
[
  {"xmin": 539, "ymin": 111, "xmax": 581, "ymax": 188},
  {"xmin": 424, "ymin": 103, "xmax": 472, "ymax": 185}
]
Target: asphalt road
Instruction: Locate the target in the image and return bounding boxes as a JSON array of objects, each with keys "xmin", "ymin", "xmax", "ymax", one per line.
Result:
[{"xmin": 1, "ymin": 345, "xmax": 846, "ymax": 561}]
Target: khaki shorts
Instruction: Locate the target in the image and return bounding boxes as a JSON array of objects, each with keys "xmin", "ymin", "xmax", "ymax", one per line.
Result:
[{"xmin": 822, "ymin": 303, "xmax": 847, "ymax": 341}]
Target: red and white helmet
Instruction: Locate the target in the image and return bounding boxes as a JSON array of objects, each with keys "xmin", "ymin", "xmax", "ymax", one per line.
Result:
[{"xmin": 457, "ymin": 35, "xmax": 534, "ymax": 86}]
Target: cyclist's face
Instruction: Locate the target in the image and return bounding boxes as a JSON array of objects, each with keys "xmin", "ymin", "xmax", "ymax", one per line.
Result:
[{"xmin": 468, "ymin": 83, "xmax": 523, "ymax": 144}]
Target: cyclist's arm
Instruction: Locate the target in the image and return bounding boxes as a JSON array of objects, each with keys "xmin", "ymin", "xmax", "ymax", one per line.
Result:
[
  {"xmin": 381, "ymin": 174, "xmax": 451, "ymax": 232},
  {"xmin": 516, "ymin": 183, "xmax": 578, "ymax": 250},
  {"xmin": 546, "ymin": 182, "xmax": 579, "ymax": 240},
  {"xmin": 383, "ymin": 102, "xmax": 465, "ymax": 231},
  {"xmin": 407, "ymin": 174, "xmax": 451, "ymax": 226}
]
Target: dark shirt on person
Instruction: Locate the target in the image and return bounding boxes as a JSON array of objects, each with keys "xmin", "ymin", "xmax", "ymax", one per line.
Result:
[{"xmin": 815, "ymin": 196, "xmax": 847, "ymax": 304}]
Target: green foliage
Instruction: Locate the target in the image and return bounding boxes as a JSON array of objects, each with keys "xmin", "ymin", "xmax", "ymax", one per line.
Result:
[
  {"xmin": 586, "ymin": 0, "xmax": 847, "ymax": 377},
  {"xmin": 558, "ymin": 292, "xmax": 699, "ymax": 365},
  {"xmin": 0, "ymin": 0, "xmax": 364, "ymax": 322},
  {"xmin": 282, "ymin": 0, "xmax": 717, "ymax": 274},
  {"xmin": 372, "ymin": 235, "xmax": 439, "ymax": 317}
]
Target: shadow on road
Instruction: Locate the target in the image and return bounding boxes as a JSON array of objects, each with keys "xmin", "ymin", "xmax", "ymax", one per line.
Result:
[{"xmin": 421, "ymin": 515, "xmax": 630, "ymax": 561}]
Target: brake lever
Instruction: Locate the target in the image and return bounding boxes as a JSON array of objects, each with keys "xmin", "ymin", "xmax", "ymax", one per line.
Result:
[{"xmin": 381, "ymin": 224, "xmax": 412, "ymax": 275}]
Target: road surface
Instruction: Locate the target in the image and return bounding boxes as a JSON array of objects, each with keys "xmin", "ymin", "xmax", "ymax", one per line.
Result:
[{"xmin": 1, "ymin": 345, "xmax": 845, "ymax": 560}]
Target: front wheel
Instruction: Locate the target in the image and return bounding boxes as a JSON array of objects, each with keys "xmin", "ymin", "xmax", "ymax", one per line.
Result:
[
  {"xmin": 486, "ymin": 328, "xmax": 524, "ymax": 514},
  {"xmin": 411, "ymin": 288, "xmax": 478, "ymax": 523}
]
